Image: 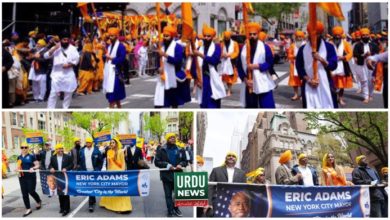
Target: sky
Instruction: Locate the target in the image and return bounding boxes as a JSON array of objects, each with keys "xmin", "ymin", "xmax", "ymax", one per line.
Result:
[
  {"xmin": 129, "ymin": 112, "xmax": 141, "ymax": 134},
  {"xmin": 203, "ymin": 111, "xmax": 258, "ymax": 166}
]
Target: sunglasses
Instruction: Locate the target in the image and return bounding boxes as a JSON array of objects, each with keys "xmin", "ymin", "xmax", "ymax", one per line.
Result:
[
  {"xmin": 163, "ymin": 35, "xmax": 170, "ymax": 38},
  {"xmin": 21, "ymin": 147, "xmax": 28, "ymax": 149},
  {"xmin": 249, "ymin": 33, "xmax": 257, "ymax": 36}
]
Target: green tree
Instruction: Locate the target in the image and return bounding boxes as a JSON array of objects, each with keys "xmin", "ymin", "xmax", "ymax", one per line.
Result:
[
  {"xmin": 70, "ymin": 112, "xmax": 129, "ymax": 136},
  {"xmin": 304, "ymin": 112, "xmax": 388, "ymax": 165},
  {"xmin": 21, "ymin": 128, "xmax": 47, "ymax": 152},
  {"xmin": 252, "ymin": 3, "xmax": 301, "ymax": 33},
  {"xmin": 57, "ymin": 127, "xmax": 75, "ymax": 152},
  {"xmin": 315, "ymin": 133, "xmax": 352, "ymax": 166},
  {"xmin": 143, "ymin": 114, "xmax": 167, "ymax": 141},
  {"xmin": 179, "ymin": 112, "xmax": 193, "ymax": 142}
]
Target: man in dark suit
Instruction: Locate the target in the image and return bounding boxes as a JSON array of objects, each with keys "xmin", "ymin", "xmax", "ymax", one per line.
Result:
[
  {"xmin": 38, "ymin": 142, "xmax": 54, "ymax": 170},
  {"xmin": 49, "ymin": 143, "xmax": 73, "ymax": 216},
  {"xmin": 205, "ymin": 151, "xmax": 246, "ymax": 216},
  {"xmin": 125, "ymin": 143, "xmax": 143, "ymax": 170},
  {"xmin": 155, "ymin": 133, "xmax": 187, "ymax": 217}
]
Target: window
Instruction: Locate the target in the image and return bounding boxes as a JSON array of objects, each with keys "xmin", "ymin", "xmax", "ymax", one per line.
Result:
[
  {"xmin": 2, "ymin": 136, "xmax": 5, "ymax": 149},
  {"xmin": 11, "ymin": 113, "xmax": 17, "ymax": 126},
  {"xmin": 210, "ymin": 17, "xmax": 215, "ymax": 28},
  {"xmin": 14, "ymin": 136, "xmax": 19, "ymax": 149},
  {"xmin": 19, "ymin": 114, "xmax": 24, "ymax": 127},
  {"xmin": 38, "ymin": 121, "xmax": 46, "ymax": 130},
  {"xmin": 168, "ymin": 124, "xmax": 172, "ymax": 132},
  {"xmin": 29, "ymin": 118, "xmax": 33, "ymax": 128},
  {"xmin": 218, "ymin": 20, "xmax": 227, "ymax": 36}
]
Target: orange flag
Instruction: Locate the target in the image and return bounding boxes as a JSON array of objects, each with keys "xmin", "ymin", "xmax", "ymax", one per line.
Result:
[
  {"xmin": 164, "ymin": 2, "xmax": 172, "ymax": 8},
  {"xmin": 181, "ymin": 3, "xmax": 193, "ymax": 42},
  {"xmin": 77, "ymin": 3, "xmax": 91, "ymax": 21},
  {"xmin": 318, "ymin": 3, "xmax": 345, "ymax": 21},
  {"xmin": 243, "ymin": 2, "xmax": 254, "ymax": 14}
]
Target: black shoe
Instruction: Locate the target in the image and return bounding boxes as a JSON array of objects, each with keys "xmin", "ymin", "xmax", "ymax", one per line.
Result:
[
  {"xmin": 36, "ymin": 202, "xmax": 42, "ymax": 210},
  {"xmin": 88, "ymin": 205, "xmax": 94, "ymax": 213},
  {"xmin": 167, "ymin": 212, "xmax": 175, "ymax": 217},
  {"xmin": 59, "ymin": 209, "xmax": 64, "ymax": 214},
  {"xmin": 174, "ymin": 208, "xmax": 183, "ymax": 217},
  {"xmin": 62, "ymin": 211, "xmax": 69, "ymax": 216},
  {"xmin": 23, "ymin": 210, "xmax": 32, "ymax": 217}
]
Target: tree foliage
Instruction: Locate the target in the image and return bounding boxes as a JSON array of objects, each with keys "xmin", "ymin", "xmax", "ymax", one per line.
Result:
[
  {"xmin": 252, "ymin": 3, "xmax": 301, "ymax": 29},
  {"xmin": 57, "ymin": 127, "xmax": 75, "ymax": 152},
  {"xmin": 315, "ymin": 133, "xmax": 352, "ymax": 166},
  {"xmin": 304, "ymin": 112, "xmax": 388, "ymax": 165},
  {"xmin": 143, "ymin": 114, "xmax": 167, "ymax": 141},
  {"xmin": 179, "ymin": 112, "xmax": 193, "ymax": 142}
]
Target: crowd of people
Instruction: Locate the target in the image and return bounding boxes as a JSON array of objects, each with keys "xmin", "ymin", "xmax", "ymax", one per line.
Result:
[
  {"xmin": 2, "ymin": 20, "xmax": 387, "ymax": 109},
  {"xmin": 13, "ymin": 133, "xmax": 193, "ymax": 217},
  {"xmin": 197, "ymin": 150, "xmax": 388, "ymax": 217}
]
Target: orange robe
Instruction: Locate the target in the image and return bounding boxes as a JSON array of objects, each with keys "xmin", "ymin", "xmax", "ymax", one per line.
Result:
[
  {"xmin": 221, "ymin": 40, "xmax": 239, "ymax": 84},
  {"xmin": 374, "ymin": 45, "xmax": 385, "ymax": 91},
  {"xmin": 321, "ymin": 166, "xmax": 347, "ymax": 186},
  {"xmin": 332, "ymin": 40, "xmax": 353, "ymax": 89},
  {"xmin": 287, "ymin": 43, "xmax": 302, "ymax": 87}
]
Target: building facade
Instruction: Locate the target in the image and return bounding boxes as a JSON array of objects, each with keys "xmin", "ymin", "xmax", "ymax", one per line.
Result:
[
  {"xmin": 367, "ymin": 3, "xmax": 388, "ymax": 33},
  {"xmin": 196, "ymin": 112, "xmax": 207, "ymax": 156}
]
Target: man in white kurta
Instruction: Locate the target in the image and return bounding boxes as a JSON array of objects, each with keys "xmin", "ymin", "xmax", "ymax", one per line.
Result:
[{"xmin": 44, "ymin": 33, "xmax": 79, "ymax": 109}]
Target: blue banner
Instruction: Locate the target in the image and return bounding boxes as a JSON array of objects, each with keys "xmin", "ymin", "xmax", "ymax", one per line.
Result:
[
  {"xmin": 213, "ymin": 183, "xmax": 370, "ymax": 218},
  {"xmin": 39, "ymin": 170, "xmax": 150, "ymax": 197},
  {"xmin": 26, "ymin": 132, "xmax": 44, "ymax": 144},
  {"xmin": 94, "ymin": 130, "xmax": 111, "ymax": 143},
  {"xmin": 117, "ymin": 134, "xmax": 137, "ymax": 146}
]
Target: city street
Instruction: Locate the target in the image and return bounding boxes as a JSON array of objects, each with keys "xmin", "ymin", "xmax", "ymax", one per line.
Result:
[
  {"xmin": 16, "ymin": 62, "xmax": 384, "ymax": 109},
  {"xmin": 2, "ymin": 163, "xmax": 194, "ymax": 218}
]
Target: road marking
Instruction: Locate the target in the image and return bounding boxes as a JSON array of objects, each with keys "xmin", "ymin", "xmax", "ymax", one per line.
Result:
[
  {"xmin": 68, "ymin": 197, "xmax": 88, "ymax": 218},
  {"xmin": 122, "ymin": 101, "xmax": 130, "ymax": 105},
  {"xmin": 144, "ymin": 78, "xmax": 157, "ymax": 82},
  {"xmin": 131, "ymin": 94, "xmax": 154, "ymax": 98}
]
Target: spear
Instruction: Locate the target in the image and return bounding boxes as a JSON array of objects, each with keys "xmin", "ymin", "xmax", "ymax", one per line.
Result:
[
  {"xmin": 243, "ymin": 3, "xmax": 253, "ymax": 93},
  {"xmin": 156, "ymin": 3, "xmax": 165, "ymax": 81}
]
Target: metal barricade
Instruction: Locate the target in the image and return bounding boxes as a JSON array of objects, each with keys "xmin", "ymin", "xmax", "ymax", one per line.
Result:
[{"xmin": 127, "ymin": 50, "xmax": 159, "ymax": 77}]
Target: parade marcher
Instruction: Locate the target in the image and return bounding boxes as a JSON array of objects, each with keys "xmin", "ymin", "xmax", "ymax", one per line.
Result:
[
  {"xmin": 38, "ymin": 142, "xmax": 54, "ymax": 170},
  {"xmin": 238, "ymin": 22, "xmax": 276, "ymax": 108},
  {"xmin": 16, "ymin": 142, "xmax": 42, "ymax": 217},
  {"xmin": 221, "ymin": 31, "xmax": 239, "ymax": 96},
  {"xmin": 2, "ymin": 149, "xmax": 9, "ymax": 178},
  {"xmin": 350, "ymin": 31, "xmax": 362, "ymax": 94},
  {"xmin": 100, "ymin": 138, "xmax": 132, "ymax": 213},
  {"xmin": 367, "ymin": 50, "xmax": 388, "ymax": 108},
  {"xmin": 296, "ymin": 21, "xmax": 338, "ymax": 109},
  {"xmin": 381, "ymin": 167, "xmax": 388, "ymax": 185},
  {"xmin": 137, "ymin": 39, "xmax": 148, "ymax": 78},
  {"xmin": 291, "ymin": 153, "xmax": 318, "ymax": 186},
  {"xmin": 246, "ymin": 167, "xmax": 270, "ymax": 184},
  {"xmin": 2, "ymin": 43, "xmax": 14, "ymax": 108},
  {"xmin": 155, "ymin": 133, "xmax": 187, "ymax": 217},
  {"xmin": 77, "ymin": 42, "xmax": 98, "ymax": 95},
  {"xmin": 196, "ymin": 155, "xmax": 205, "ymax": 172},
  {"xmin": 28, "ymin": 30, "xmax": 37, "ymax": 49},
  {"xmin": 259, "ymin": 32, "xmax": 279, "ymax": 86},
  {"xmin": 353, "ymin": 28, "xmax": 379, "ymax": 103},
  {"xmin": 93, "ymin": 38, "xmax": 105, "ymax": 91},
  {"xmin": 275, "ymin": 150, "xmax": 301, "ymax": 185},
  {"xmin": 331, "ymin": 26, "xmax": 353, "ymax": 106},
  {"xmin": 79, "ymin": 137, "xmax": 103, "ymax": 212},
  {"xmin": 49, "ymin": 143, "xmax": 73, "ymax": 216},
  {"xmin": 352, "ymin": 155, "xmax": 386, "ymax": 217},
  {"xmin": 320, "ymin": 153, "xmax": 352, "ymax": 186},
  {"xmin": 70, "ymin": 137, "xmax": 82, "ymax": 170},
  {"xmin": 193, "ymin": 24, "xmax": 226, "ymax": 108},
  {"xmin": 287, "ymin": 31, "xmax": 305, "ymax": 100},
  {"xmin": 103, "ymin": 27, "xmax": 127, "ymax": 108},
  {"xmin": 29, "ymin": 39, "xmax": 50, "ymax": 102},
  {"xmin": 154, "ymin": 25, "xmax": 186, "ymax": 108},
  {"xmin": 125, "ymin": 141, "xmax": 143, "ymax": 170},
  {"xmin": 206, "ymin": 151, "xmax": 246, "ymax": 216},
  {"xmin": 44, "ymin": 30, "xmax": 80, "ymax": 109}
]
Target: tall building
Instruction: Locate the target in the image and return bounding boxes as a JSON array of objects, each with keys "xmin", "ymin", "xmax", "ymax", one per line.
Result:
[
  {"xmin": 196, "ymin": 112, "xmax": 207, "ymax": 156},
  {"xmin": 2, "ymin": 112, "xmax": 89, "ymax": 156},
  {"xmin": 349, "ymin": 3, "xmax": 368, "ymax": 32},
  {"xmin": 230, "ymin": 127, "xmax": 242, "ymax": 168},
  {"xmin": 367, "ymin": 3, "xmax": 388, "ymax": 33},
  {"xmin": 240, "ymin": 112, "xmax": 318, "ymax": 183}
]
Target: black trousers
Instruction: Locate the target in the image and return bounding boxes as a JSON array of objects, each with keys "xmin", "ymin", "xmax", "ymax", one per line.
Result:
[
  {"xmin": 89, "ymin": 196, "xmax": 96, "ymax": 205},
  {"xmin": 383, "ymin": 66, "xmax": 387, "ymax": 108},
  {"xmin": 19, "ymin": 175, "xmax": 41, "ymax": 209},
  {"xmin": 2, "ymin": 72, "xmax": 9, "ymax": 108},
  {"xmin": 59, "ymin": 195, "xmax": 70, "ymax": 212},
  {"xmin": 162, "ymin": 180, "xmax": 175, "ymax": 214}
]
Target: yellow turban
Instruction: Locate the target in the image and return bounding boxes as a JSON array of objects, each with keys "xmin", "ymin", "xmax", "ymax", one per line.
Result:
[
  {"xmin": 332, "ymin": 26, "xmax": 344, "ymax": 36},
  {"xmin": 29, "ymin": 31, "xmax": 37, "ymax": 37},
  {"xmin": 202, "ymin": 24, "xmax": 216, "ymax": 37},
  {"xmin": 108, "ymin": 27, "xmax": 120, "ymax": 36},
  {"xmin": 298, "ymin": 153, "xmax": 307, "ymax": 160},
  {"xmin": 113, "ymin": 137, "xmax": 123, "ymax": 149},
  {"xmin": 259, "ymin": 32, "xmax": 267, "ymax": 41},
  {"xmin": 37, "ymin": 39, "xmax": 47, "ymax": 47},
  {"xmin": 355, "ymin": 155, "xmax": 366, "ymax": 164},
  {"xmin": 85, "ymin": 137, "xmax": 93, "ymax": 143},
  {"xmin": 246, "ymin": 167, "xmax": 264, "ymax": 178},
  {"xmin": 55, "ymin": 143, "xmax": 64, "ymax": 150},
  {"xmin": 21, "ymin": 142, "xmax": 29, "ymax": 147},
  {"xmin": 163, "ymin": 25, "xmax": 177, "ymax": 37},
  {"xmin": 360, "ymin": 28, "xmax": 370, "ymax": 35},
  {"xmin": 74, "ymin": 137, "xmax": 80, "ymax": 142},
  {"xmin": 295, "ymin": 31, "xmax": 305, "ymax": 38},
  {"xmin": 279, "ymin": 150, "xmax": 292, "ymax": 164},
  {"xmin": 223, "ymin": 31, "xmax": 232, "ymax": 39},
  {"xmin": 381, "ymin": 167, "xmax": 388, "ymax": 175},
  {"xmin": 165, "ymin": 133, "xmax": 176, "ymax": 141},
  {"xmin": 150, "ymin": 141, "xmax": 155, "ymax": 145},
  {"xmin": 196, "ymin": 155, "xmax": 204, "ymax": 165},
  {"xmin": 226, "ymin": 151, "xmax": 238, "ymax": 159},
  {"xmin": 307, "ymin": 21, "xmax": 324, "ymax": 34},
  {"xmin": 247, "ymin": 22, "xmax": 261, "ymax": 33}
]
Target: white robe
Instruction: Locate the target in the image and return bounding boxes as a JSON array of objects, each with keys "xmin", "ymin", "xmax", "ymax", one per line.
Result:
[
  {"xmin": 302, "ymin": 40, "xmax": 334, "ymax": 109},
  {"xmin": 44, "ymin": 45, "xmax": 79, "ymax": 93},
  {"xmin": 220, "ymin": 39, "xmax": 235, "ymax": 75},
  {"xmin": 103, "ymin": 40, "xmax": 120, "ymax": 94},
  {"xmin": 332, "ymin": 41, "xmax": 345, "ymax": 76}
]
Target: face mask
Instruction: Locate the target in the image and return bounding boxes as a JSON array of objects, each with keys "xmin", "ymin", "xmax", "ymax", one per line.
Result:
[
  {"xmin": 362, "ymin": 38, "xmax": 370, "ymax": 43},
  {"xmin": 61, "ymin": 42, "xmax": 69, "ymax": 49},
  {"xmin": 334, "ymin": 38, "xmax": 341, "ymax": 45}
]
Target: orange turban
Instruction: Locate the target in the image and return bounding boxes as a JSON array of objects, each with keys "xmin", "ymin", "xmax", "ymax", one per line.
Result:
[
  {"xmin": 82, "ymin": 43, "xmax": 93, "ymax": 52},
  {"xmin": 198, "ymin": 34, "xmax": 204, "ymax": 39},
  {"xmin": 223, "ymin": 31, "xmax": 232, "ymax": 39},
  {"xmin": 163, "ymin": 25, "xmax": 177, "ymax": 37},
  {"xmin": 259, "ymin": 32, "xmax": 267, "ymax": 41},
  {"xmin": 307, "ymin": 21, "xmax": 324, "ymax": 34},
  {"xmin": 279, "ymin": 150, "xmax": 292, "ymax": 164},
  {"xmin": 108, "ymin": 27, "xmax": 120, "ymax": 36},
  {"xmin": 202, "ymin": 24, "xmax": 216, "ymax": 37},
  {"xmin": 295, "ymin": 31, "xmax": 305, "ymax": 38},
  {"xmin": 376, "ymin": 34, "xmax": 382, "ymax": 39},
  {"xmin": 360, "ymin": 28, "xmax": 370, "ymax": 35},
  {"xmin": 351, "ymin": 32, "xmax": 356, "ymax": 40},
  {"xmin": 355, "ymin": 31, "xmax": 361, "ymax": 37},
  {"xmin": 247, "ymin": 22, "xmax": 261, "ymax": 33},
  {"xmin": 332, "ymin": 26, "xmax": 344, "ymax": 36}
]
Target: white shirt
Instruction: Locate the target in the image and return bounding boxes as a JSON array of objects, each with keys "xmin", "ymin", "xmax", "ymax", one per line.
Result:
[
  {"xmin": 130, "ymin": 146, "xmax": 136, "ymax": 156},
  {"xmin": 227, "ymin": 167, "xmax": 235, "ymax": 183},
  {"xmin": 57, "ymin": 155, "xmax": 63, "ymax": 171},
  {"xmin": 85, "ymin": 147, "xmax": 94, "ymax": 171},
  {"xmin": 50, "ymin": 189, "xmax": 57, "ymax": 196},
  {"xmin": 297, "ymin": 165, "xmax": 314, "ymax": 186},
  {"xmin": 45, "ymin": 151, "xmax": 51, "ymax": 169}
]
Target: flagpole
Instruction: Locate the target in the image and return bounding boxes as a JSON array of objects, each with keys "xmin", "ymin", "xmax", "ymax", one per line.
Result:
[
  {"xmin": 156, "ymin": 3, "xmax": 165, "ymax": 81},
  {"xmin": 243, "ymin": 3, "xmax": 252, "ymax": 93},
  {"xmin": 309, "ymin": 3, "xmax": 318, "ymax": 81}
]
